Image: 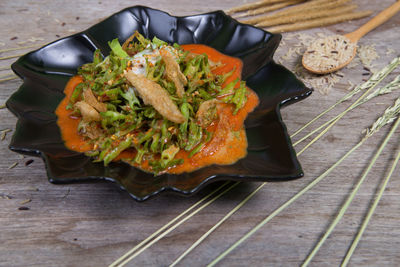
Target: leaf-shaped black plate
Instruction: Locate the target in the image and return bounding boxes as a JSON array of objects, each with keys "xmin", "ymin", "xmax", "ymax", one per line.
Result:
[{"xmin": 7, "ymin": 6, "xmax": 311, "ymax": 201}]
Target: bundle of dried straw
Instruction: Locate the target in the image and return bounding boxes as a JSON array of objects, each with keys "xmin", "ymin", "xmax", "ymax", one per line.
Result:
[{"xmin": 227, "ymin": 0, "xmax": 372, "ymax": 33}]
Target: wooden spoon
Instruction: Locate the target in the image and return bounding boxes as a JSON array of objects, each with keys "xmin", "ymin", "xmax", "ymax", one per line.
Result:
[{"xmin": 302, "ymin": 1, "xmax": 400, "ymax": 74}]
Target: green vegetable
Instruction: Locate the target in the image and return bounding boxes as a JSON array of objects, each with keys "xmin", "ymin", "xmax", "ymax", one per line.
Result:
[
  {"xmin": 70, "ymin": 31, "xmax": 250, "ymax": 174},
  {"xmin": 93, "ymin": 49, "xmax": 103, "ymax": 65},
  {"xmin": 108, "ymin": 38, "xmax": 128, "ymax": 58},
  {"xmin": 120, "ymin": 87, "xmax": 140, "ymax": 110},
  {"xmin": 152, "ymin": 36, "xmax": 167, "ymax": 48},
  {"xmin": 231, "ymin": 81, "xmax": 248, "ymax": 114},
  {"xmin": 103, "ymin": 137, "xmax": 132, "ymax": 165}
]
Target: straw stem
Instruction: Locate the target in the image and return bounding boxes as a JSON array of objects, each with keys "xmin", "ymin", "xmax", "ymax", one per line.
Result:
[
  {"xmin": 0, "ymin": 75, "xmax": 18, "ymax": 83},
  {"xmin": 302, "ymin": 114, "xmax": 400, "ymax": 266},
  {"xmin": 208, "ymin": 96, "xmax": 400, "ymax": 266},
  {"xmin": 208, "ymin": 141, "xmax": 364, "ymax": 266},
  {"xmin": 341, "ymin": 144, "xmax": 400, "ymax": 267},
  {"xmin": 0, "ymin": 44, "xmax": 41, "ymax": 53},
  {"xmin": 294, "ymin": 58, "xmax": 400, "ymax": 148},
  {"xmin": 109, "ymin": 181, "xmax": 231, "ymax": 267},
  {"xmin": 0, "ymin": 54, "xmax": 24, "ymax": 60},
  {"xmin": 111, "ymin": 182, "xmax": 240, "ymax": 267},
  {"xmin": 292, "ymin": 57, "xmax": 400, "ymax": 138},
  {"xmin": 169, "ymin": 183, "xmax": 267, "ymax": 267}
]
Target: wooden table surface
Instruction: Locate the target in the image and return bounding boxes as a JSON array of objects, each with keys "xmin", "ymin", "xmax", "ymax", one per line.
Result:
[{"xmin": 1, "ymin": 0, "xmax": 399, "ymax": 266}]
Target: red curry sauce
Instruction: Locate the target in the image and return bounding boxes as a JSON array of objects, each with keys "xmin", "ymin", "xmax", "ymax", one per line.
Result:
[{"xmin": 55, "ymin": 44, "xmax": 259, "ymax": 174}]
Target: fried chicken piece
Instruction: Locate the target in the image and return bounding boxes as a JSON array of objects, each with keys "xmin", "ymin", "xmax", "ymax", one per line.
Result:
[
  {"xmin": 160, "ymin": 48, "xmax": 187, "ymax": 98},
  {"xmin": 124, "ymin": 72, "xmax": 185, "ymax": 124},
  {"xmin": 196, "ymin": 99, "xmax": 219, "ymax": 127},
  {"xmin": 85, "ymin": 122, "xmax": 103, "ymax": 139},
  {"xmin": 74, "ymin": 101, "xmax": 101, "ymax": 122},
  {"xmin": 83, "ymin": 88, "xmax": 107, "ymax": 112}
]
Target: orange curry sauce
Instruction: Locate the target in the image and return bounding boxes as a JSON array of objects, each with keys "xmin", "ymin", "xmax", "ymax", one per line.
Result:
[{"xmin": 55, "ymin": 44, "xmax": 259, "ymax": 174}]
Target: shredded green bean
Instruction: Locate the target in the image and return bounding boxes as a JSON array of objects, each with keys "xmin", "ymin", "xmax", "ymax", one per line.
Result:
[{"xmin": 67, "ymin": 31, "xmax": 250, "ymax": 174}]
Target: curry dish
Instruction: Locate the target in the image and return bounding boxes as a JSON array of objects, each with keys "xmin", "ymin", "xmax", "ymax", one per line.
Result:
[{"xmin": 56, "ymin": 32, "xmax": 258, "ymax": 175}]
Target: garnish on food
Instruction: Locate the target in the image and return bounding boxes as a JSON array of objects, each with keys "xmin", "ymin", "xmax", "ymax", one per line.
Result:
[{"xmin": 56, "ymin": 31, "xmax": 258, "ymax": 175}]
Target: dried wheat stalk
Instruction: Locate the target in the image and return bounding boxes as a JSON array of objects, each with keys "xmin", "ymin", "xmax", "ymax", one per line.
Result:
[
  {"xmin": 256, "ymin": 4, "xmax": 357, "ymax": 27},
  {"xmin": 0, "ymin": 44, "xmax": 41, "ymax": 53},
  {"xmin": 0, "ymin": 75, "xmax": 17, "ymax": 83},
  {"xmin": 302, "ymin": 98, "xmax": 400, "ymax": 266},
  {"xmin": 241, "ymin": 0, "xmax": 349, "ymax": 24},
  {"xmin": 266, "ymin": 10, "xmax": 372, "ymax": 33},
  {"xmin": 0, "ymin": 53, "xmax": 24, "ymax": 60},
  {"xmin": 209, "ymin": 96, "xmax": 400, "ymax": 267},
  {"xmin": 234, "ymin": 0, "xmax": 304, "ymax": 19},
  {"xmin": 226, "ymin": 0, "xmax": 288, "ymax": 14},
  {"xmin": 109, "ymin": 182, "xmax": 238, "ymax": 267},
  {"xmin": 342, "ymin": 146, "xmax": 400, "ymax": 266},
  {"xmin": 293, "ymin": 57, "xmax": 400, "ymax": 145}
]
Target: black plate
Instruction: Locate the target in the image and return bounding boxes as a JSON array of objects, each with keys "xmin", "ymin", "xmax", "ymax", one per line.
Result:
[{"xmin": 7, "ymin": 6, "xmax": 312, "ymax": 201}]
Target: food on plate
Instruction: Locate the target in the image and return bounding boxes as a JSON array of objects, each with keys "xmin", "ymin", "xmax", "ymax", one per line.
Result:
[{"xmin": 56, "ymin": 31, "xmax": 258, "ymax": 174}]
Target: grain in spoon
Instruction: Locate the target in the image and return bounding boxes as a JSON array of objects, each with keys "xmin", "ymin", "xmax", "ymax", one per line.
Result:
[{"xmin": 302, "ymin": 1, "xmax": 400, "ymax": 74}]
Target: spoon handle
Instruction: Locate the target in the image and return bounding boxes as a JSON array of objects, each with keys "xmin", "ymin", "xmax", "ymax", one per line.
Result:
[{"xmin": 345, "ymin": 1, "xmax": 400, "ymax": 43}]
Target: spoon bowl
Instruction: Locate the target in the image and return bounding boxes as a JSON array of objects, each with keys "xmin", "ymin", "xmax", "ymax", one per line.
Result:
[{"xmin": 302, "ymin": 1, "xmax": 400, "ymax": 74}]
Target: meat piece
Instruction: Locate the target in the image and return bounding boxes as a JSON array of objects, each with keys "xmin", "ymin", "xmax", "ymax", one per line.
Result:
[
  {"xmin": 124, "ymin": 72, "xmax": 185, "ymax": 124},
  {"xmin": 85, "ymin": 123, "xmax": 103, "ymax": 139},
  {"xmin": 196, "ymin": 99, "xmax": 219, "ymax": 127},
  {"xmin": 74, "ymin": 101, "xmax": 101, "ymax": 122},
  {"xmin": 83, "ymin": 88, "xmax": 107, "ymax": 112},
  {"xmin": 160, "ymin": 48, "xmax": 187, "ymax": 98}
]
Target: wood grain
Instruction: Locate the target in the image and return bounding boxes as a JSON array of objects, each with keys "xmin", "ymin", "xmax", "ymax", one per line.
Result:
[{"xmin": 1, "ymin": 0, "xmax": 400, "ymax": 266}]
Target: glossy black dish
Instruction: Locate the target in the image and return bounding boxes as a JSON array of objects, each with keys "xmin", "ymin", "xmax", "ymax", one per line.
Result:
[{"xmin": 7, "ymin": 6, "xmax": 312, "ymax": 201}]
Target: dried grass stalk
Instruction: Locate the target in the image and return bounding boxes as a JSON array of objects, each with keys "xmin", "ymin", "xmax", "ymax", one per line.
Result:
[
  {"xmin": 8, "ymin": 162, "xmax": 18, "ymax": 169},
  {"xmin": 302, "ymin": 99, "xmax": 400, "ymax": 266},
  {"xmin": 1, "ymin": 129, "xmax": 12, "ymax": 140},
  {"xmin": 109, "ymin": 182, "xmax": 239, "ymax": 267},
  {"xmin": 226, "ymin": 0, "xmax": 287, "ymax": 14},
  {"xmin": 273, "ymin": 0, "xmax": 350, "ymax": 17},
  {"xmin": 241, "ymin": 0, "xmax": 348, "ymax": 24},
  {"xmin": 293, "ymin": 57, "xmax": 400, "ymax": 144},
  {"xmin": 0, "ymin": 75, "xmax": 17, "ymax": 83},
  {"xmin": 0, "ymin": 44, "xmax": 40, "ymax": 53},
  {"xmin": 365, "ymin": 98, "xmax": 400, "ymax": 138},
  {"xmin": 170, "ymin": 183, "xmax": 267, "ymax": 267},
  {"xmin": 343, "ymin": 57, "xmax": 400, "ymax": 102},
  {"xmin": 0, "ymin": 54, "xmax": 24, "ymax": 60},
  {"xmin": 266, "ymin": 10, "xmax": 372, "ymax": 33},
  {"xmin": 208, "ymin": 97, "xmax": 400, "ymax": 267},
  {"xmin": 355, "ymin": 75, "xmax": 400, "ymax": 108},
  {"xmin": 342, "ymin": 146, "xmax": 400, "ymax": 267},
  {"xmin": 295, "ymin": 59, "xmax": 399, "ymax": 154},
  {"xmin": 256, "ymin": 4, "xmax": 357, "ymax": 27},
  {"xmin": 169, "ymin": 95, "xmax": 400, "ymax": 267},
  {"xmin": 234, "ymin": 0, "xmax": 304, "ymax": 19}
]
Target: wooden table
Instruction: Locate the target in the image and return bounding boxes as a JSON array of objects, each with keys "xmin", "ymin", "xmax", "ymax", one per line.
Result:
[{"xmin": 1, "ymin": 0, "xmax": 399, "ymax": 266}]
